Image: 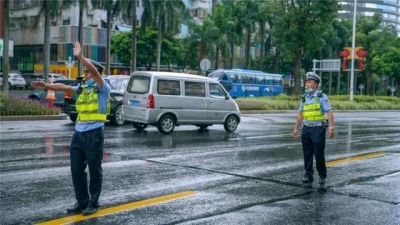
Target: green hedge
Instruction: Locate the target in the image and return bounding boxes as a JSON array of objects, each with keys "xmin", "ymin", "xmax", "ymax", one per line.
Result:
[{"xmin": 235, "ymin": 94, "xmax": 400, "ymax": 111}]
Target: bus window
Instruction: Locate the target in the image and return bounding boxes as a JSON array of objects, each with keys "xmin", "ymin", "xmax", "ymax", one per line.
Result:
[
  {"xmin": 229, "ymin": 74, "xmax": 239, "ymax": 83},
  {"xmin": 266, "ymin": 76, "xmax": 273, "ymax": 85},
  {"xmin": 273, "ymin": 77, "xmax": 282, "ymax": 85},
  {"xmin": 209, "ymin": 72, "xmax": 228, "ymax": 81},
  {"xmin": 246, "ymin": 74, "xmax": 255, "ymax": 84},
  {"xmin": 255, "ymin": 75, "xmax": 262, "ymax": 84}
]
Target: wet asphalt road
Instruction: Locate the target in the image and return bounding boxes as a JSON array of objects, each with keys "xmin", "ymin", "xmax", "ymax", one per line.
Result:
[{"xmin": 0, "ymin": 112, "xmax": 399, "ymax": 225}]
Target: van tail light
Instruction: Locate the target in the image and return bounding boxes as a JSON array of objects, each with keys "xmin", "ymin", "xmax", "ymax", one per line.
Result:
[
  {"xmin": 64, "ymin": 93, "xmax": 72, "ymax": 99},
  {"xmin": 147, "ymin": 94, "xmax": 154, "ymax": 108}
]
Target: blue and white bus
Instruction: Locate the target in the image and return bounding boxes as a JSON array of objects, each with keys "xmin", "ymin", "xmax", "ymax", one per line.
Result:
[{"xmin": 208, "ymin": 69, "xmax": 284, "ymax": 98}]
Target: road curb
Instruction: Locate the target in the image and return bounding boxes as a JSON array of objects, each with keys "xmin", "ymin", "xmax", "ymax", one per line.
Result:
[{"xmin": 0, "ymin": 114, "xmax": 68, "ymax": 121}]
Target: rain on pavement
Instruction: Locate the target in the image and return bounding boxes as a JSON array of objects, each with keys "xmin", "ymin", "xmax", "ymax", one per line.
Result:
[{"xmin": 0, "ymin": 111, "xmax": 399, "ymax": 225}]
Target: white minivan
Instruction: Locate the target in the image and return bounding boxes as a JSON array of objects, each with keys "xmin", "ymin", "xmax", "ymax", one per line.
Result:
[{"xmin": 122, "ymin": 71, "xmax": 241, "ymax": 134}]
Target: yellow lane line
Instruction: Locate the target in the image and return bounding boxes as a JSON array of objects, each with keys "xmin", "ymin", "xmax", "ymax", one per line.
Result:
[
  {"xmin": 35, "ymin": 191, "xmax": 198, "ymax": 225},
  {"xmin": 326, "ymin": 151, "xmax": 386, "ymax": 167}
]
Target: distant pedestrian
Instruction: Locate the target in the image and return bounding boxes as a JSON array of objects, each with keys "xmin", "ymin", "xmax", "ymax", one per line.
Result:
[
  {"xmin": 292, "ymin": 72, "xmax": 335, "ymax": 186},
  {"xmin": 30, "ymin": 41, "xmax": 110, "ymax": 216}
]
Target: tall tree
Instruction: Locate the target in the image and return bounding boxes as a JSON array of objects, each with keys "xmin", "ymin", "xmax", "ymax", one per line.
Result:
[
  {"xmin": 33, "ymin": 0, "xmax": 65, "ymax": 83},
  {"xmin": 2, "ymin": 0, "xmax": 10, "ymax": 94},
  {"xmin": 355, "ymin": 13, "xmax": 398, "ymax": 95},
  {"xmin": 131, "ymin": 0, "xmax": 137, "ymax": 73},
  {"xmin": 209, "ymin": 5, "xmax": 229, "ymax": 69},
  {"xmin": 272, "ymin": 0, "xmax": 339, "ymax": 95},
  {"xmin": 141, "ymin": 0, "xmax": 188, "ymax": 71},
  {"xmin": 223, "ymin": 0, "xmax": 244, "ymax": 68},
  {"xmin": 237, "ymin": 0, "xmax": 258, "ymax": 69}
]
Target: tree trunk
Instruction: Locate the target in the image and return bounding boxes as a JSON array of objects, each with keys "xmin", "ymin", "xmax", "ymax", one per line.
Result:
[
  {"xmin": 131, "ymin": 0, "xmax": 137, "ymax": 73},
  {"xmin": 156, "ymin": 4, "xmax": 164, "ymax": 71},
  {"xmin": 245, "ymin": 28, "xmax": 251, "ymax": 69},
  {"xmin": 292, "ymin": 47, "xmax": 303, "ymax": 95},
  {"xmin": 274, "ymin": 48, "xmax": 279, "ymax": 73},
  {"xmin": 230, "ymin": 43, "xmax": 234, "ymax": 69},
  {"xmin": 259, "ymin": 25, "xmax": 265, "ymax": 71},
  {"xmin": 336, "ymin": 72, "xmax": 340, "ymax": 95},
  {"xmin": 78, "ymin": 7, "xmax": 84, "ymax": 76},
  {"xmin": 215, "ymin": 46, "xmax": 219, "ymax": 69},
  {"xmin": 106, "ymin": 9, "xmax": 111, "ymax": 75},
  {"xmin": 2, "ymin": 0, "xmax": 10, "ymax": 95},
  {"xmin": 366, "ymin": 70, "xmax": 372, "ymax": 95},
  {"xmin": 329, "ymin": 72, "xmax": 332, "ymax": 95},
  {"xmin": 44, "ymin": 1, "xmax": 50, "ymax": 83}
]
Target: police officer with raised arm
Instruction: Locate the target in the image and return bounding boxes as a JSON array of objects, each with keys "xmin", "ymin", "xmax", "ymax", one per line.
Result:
[
  {"xmin": 292, "ymin": 72, "xmax": 335, "ymax": 186},
  {"xmin": 30, "ymin": 41, "xmax": 111, "ymax": 216}
]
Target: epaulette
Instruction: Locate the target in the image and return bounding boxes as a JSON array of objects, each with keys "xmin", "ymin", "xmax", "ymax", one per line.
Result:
[{"xmin": 317, "ymin": 91, "xmax": 324, "ymax": 98}]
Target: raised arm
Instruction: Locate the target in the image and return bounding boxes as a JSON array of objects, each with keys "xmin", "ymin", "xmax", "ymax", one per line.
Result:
[
  {"xmin": 73, "ymin": 41, "xmax": 104, "ymax": 88},
  {"xmin": 30, "ymin": 81, "xmax": 76, "ymax": 96}
]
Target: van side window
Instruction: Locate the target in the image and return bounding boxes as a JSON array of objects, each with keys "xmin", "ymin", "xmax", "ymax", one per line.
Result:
[
  {"xmin": 127, "ymin": 76, "xmax": 150, "ymax": 94},
  {"xmin": 210, "ymin": 84, "xmax": 226, "ymax": 97},
  {"xmin": 185, "ymin": 82, "xmax": 205, "ymax": 97},
  {"xmin": 157, "ymin": 80, "xmax": 180, "ymax": 95}
]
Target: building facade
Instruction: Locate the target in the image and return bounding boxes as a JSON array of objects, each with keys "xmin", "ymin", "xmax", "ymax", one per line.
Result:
[{"xmin": 338, "ymin": 0, "xmax": 400, "ymax": 36}]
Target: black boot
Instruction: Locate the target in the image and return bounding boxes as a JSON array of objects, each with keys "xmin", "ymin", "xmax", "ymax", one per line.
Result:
[{"xmin": 67, "ymin": 202, "xmax": 88, "ymax": 213}]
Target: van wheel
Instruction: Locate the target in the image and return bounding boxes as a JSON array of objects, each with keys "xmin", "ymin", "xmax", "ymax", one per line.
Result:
[
  {"xmin": 157, "ymin": 115, "xmax": 175, "ymax": 134},
  {"xmin": 110, "ymin": 105, "xmax": 125, "ymax": 126},
  {"xmin": 224, "ymin": 115, "xmax": 238, "ymax": 133},
  {"xmin": 132, "ymin": 122, "xmax": 148, "ymax": 131}
]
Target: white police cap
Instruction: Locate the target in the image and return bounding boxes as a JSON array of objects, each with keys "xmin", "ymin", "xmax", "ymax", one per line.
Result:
[
  {"xmin": 305, "ymin": 72, "xmax": 321, "ymax": 83},
  {"xmin": 83, "ymin": 59, "xmax": 105, "ymax": 73}
]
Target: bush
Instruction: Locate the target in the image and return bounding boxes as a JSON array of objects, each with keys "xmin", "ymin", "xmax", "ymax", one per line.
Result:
[
  {"xmin": 0, "ymin": 92, "xmax": 60, "ymax": 116},
  {"xmin": 235, "ymin": 94, "xmax": 400, "ymax": 111}
]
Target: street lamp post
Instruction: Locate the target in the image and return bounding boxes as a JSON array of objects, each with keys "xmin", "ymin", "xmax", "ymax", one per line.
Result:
[
  {"xmin": 350, "ymin": 0, "xmax": 357, "ymax": 101},
  {"xmin": 65, "ymin": 56, "xmax": 75, "ymax": 79}
]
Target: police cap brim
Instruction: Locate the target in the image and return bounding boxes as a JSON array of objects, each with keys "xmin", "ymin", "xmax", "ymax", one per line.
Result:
[{"xmin": 83, "ymin": 59, "xmax": 105, "ymax": 73}]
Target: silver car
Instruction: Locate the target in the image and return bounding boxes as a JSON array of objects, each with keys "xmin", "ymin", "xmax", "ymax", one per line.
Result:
[
  {"xmin": 122, "ymin": 71, "xmax": 241, "ymax": 134},
  {"xmin": 0, "ymin": 73, "xmax": 26, "ymax": 89}
]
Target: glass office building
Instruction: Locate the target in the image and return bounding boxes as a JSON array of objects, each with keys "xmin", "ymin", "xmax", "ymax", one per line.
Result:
[{"xmin": 338, "ymin": 0, "xmax": 400, "ymax": 36}]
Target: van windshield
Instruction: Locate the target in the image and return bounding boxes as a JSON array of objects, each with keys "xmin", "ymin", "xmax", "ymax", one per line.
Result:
[{"xmin": 127, "ymin": 76, "xmax": 150, "ymax": 94}]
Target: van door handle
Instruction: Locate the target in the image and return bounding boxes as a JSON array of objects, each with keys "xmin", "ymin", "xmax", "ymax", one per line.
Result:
[{"xmin": 210, "ymin": 101, "xmax": 214, "ymax": 103}]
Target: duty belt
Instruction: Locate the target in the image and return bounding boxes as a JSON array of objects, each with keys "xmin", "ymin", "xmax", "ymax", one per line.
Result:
[
  {"xmin": 303, "ymin": 122, "xmax": 323, "ymax": 127},
  {"xmin": 76, "ymin": 120, "xmax": 103, "ymax": 124}
]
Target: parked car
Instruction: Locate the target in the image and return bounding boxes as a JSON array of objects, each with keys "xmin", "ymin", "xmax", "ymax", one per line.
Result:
[
  {"xmin": 122, "ymin": 71, "xmax": 241, "ymax": 134},
  {"xmin": 0, "ymin": 72, "xmax": 27, "ymax": 89},
  {"xmin": 36, "ymin": 73, "xmax": 67, "ymax": 82},
  {"xmin": 23, "ymin": 73, "xmax": 45, "ymax": 89},
  {"xmin": 64, "ymin": 75, "xmax": 129, "ymax": 126},
  {"xmin": 28, "ymin": 79, "xmax": 75, "ymax": 109}
]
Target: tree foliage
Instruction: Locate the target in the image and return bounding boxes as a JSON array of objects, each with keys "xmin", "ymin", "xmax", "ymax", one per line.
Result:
[{"xmin": 272, "ymin": 0, "xmax": 339, "ymax": 95}]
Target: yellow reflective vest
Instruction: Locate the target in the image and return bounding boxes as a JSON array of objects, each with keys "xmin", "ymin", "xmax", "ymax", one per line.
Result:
[
  {"xmin": 302, "ymin": 96, "xmax": 326, "ymax": 121},
  {"xmin": 76, "ymin": 86, "xmax": 110, "ymax": 122}
]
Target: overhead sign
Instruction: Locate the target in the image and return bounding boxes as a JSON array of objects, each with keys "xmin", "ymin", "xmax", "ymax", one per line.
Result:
[
  {"xmin": 0, "ymin": 39, "xmax": 14, "ymax": 57},
  {"xmin": 312, "ymin": 59, "xmax": 341, "ymax": 72},
  {"xmin": 200, "ymin": 58, "xmax": 210, "ymax": 71}
]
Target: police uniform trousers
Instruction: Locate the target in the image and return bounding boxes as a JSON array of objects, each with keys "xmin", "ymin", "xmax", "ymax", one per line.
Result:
[
  {"xmin": 69, "ymin": 126, "xmax": 104, "ymax": 207},
  {"xmin": 301, "ymin": 125, "xmax": 327, "ymax": 179}
]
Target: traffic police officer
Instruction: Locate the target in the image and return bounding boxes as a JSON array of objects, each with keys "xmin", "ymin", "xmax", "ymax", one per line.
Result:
[
  {"xmin": 292, "ymin": 72, "xmax": 335, "ymax": 185},
  {"xmin": 30, "ymin": 41, "xmax": 111, "ymax": 216}
]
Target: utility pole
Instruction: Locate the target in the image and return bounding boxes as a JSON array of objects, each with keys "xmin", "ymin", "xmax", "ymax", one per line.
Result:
[{"xmin": 350, "ymin": 0, "xmax": 357, "ymax": 101}]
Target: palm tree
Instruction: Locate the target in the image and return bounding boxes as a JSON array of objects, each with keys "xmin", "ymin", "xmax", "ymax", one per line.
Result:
[
  {"xmin": 237, "ymin": 0, "xmax": 258, "ymax": 69},
  {"xmin": 33, "ymin": 0, "xmax": 66, "ymax": 83},
  {"xmin": 131, "ymin": 0, "xmax": 137, "ymax": 73},
  {"xmin": 188, "ymin": 20, "xmax": 219, "ymax": 66},
  {"xmin": 223, "ymin": 0, "xmax": 244, "ymax": 69},
  {"xmin": 142, "ymin": 0, "xmax": 188, "ymax": 71},
  {"xmin": 209, "ymin": 5, "xmax": 229, "ymax": 69},
  {"xmin": 2, "ymin": 0, "xmax": 10, "ymax": 94}
]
